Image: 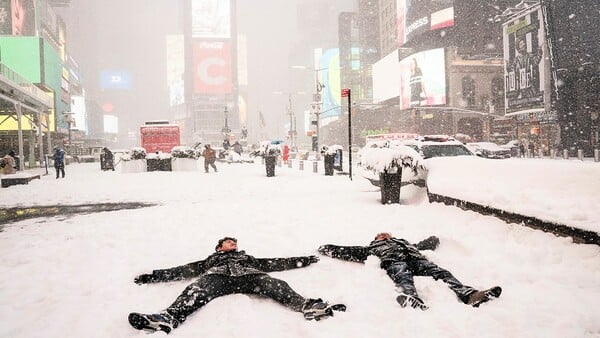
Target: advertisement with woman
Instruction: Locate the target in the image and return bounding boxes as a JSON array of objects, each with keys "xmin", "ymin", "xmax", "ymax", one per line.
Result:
[{"xmin": 399, "ymin": 48, "xmax": 447, "ymax": 110}]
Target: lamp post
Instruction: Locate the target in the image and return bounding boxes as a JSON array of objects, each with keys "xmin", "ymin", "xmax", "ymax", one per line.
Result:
[
  {"xmin": 222, "ymin": 105, "xmax": 230, "ymax": 135},
  {"xmin": 63, "ymin": 111, "xmax": 74, "ymax": 153}
]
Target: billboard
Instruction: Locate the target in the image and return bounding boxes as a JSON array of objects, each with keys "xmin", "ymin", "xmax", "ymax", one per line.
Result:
[
  {"xmin": 166, "ymin": 35, "xmax": 185, "ymax": 106},
  {"xmin": 192, "ymin": 40, "xmax": 232, "ymax": 94},
  {"xmin": 397, "ymin": 0, "xmax": 454, "ymax": 47},
  {"xmin": 503, "ymin": 6, "xmax": 545, "ymax": 113},
  {"xmin": 319, "ymin": 48, "xmax": 341, "ymax": 122},
  {"xmin": 71, "ymin": 95, "xmax": 87, "ymax": 133},
  {"xmin": 399, "ymin": 48, "xmax": 447, "ymax": 110},
  {"xmin": 0, "ymin": 0, "xmax": 36, "ymax": 36},
  {"xmin": 100, "ymin": 70, "xmax": 133, "ymax": 90},
  {"xmin": 191, "ymin": 0, "xmax": 231, "ymax": 39},
  {"xmin": 104, "ymin": 115, "xmax": 118, "ymax": 134},
  {"xmin": 373, "ymin": 50, "xmax": 400, "ymax": 103}
]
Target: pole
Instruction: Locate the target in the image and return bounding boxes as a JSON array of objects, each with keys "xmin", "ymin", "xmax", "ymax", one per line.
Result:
[{"xmin": 348, "ymin": 91, "xmax": 352, "ymax": 181}]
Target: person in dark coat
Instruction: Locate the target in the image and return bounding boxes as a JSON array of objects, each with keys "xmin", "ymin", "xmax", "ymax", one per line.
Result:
[
  {"xmin": 201, "ymin": 144, "xmax": 217, "ymax": 173},
  {"xmin": 318, "ymin": 232, "xmax": 501, "ymax": 310},
  {"xmin": 51, "ymin": 146, "xmax": 66, "ymax": 179},
  {"xmin": 129, "ymin": 237, "xmax": 346, "ymax": 334}
]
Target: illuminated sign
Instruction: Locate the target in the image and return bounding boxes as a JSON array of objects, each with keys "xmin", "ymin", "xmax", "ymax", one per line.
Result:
[
  {"xmin": 191, "ymin": 0, "xmax": 231, "ymax": 38},
  {"xmin": 100, "ymin": 70, "xmax": 133, "ymax": 90},
  {"xmin": 192, "ymin": 40, "xmax": 232, "ymax": 94},
  {"xmin": 397, "ymin": 0, "xmax": 454, "ymax": 47},
  {"xmin": 399, "ymin": 48, "xmax": 447, "ymax": 109}
]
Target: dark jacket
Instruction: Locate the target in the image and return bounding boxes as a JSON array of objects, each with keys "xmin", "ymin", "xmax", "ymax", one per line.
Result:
[
  {"xmin": 142, "ymin": 250, "xmax": 316, "ymax": 283},
  {"xmin": 319, "ymin": 236, "xmax": 440, "ymax": 269},
  {"xmin": 52, "ymin": 148, "xmax": 65, "ymax": 168}
]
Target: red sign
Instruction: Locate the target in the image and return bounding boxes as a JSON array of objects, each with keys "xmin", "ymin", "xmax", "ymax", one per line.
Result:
[
  {"xmin": 192, "ymin": 40, "xmax": 232, "ymax": 94},
  {"xmin": 341, "ymin": 88, "xmax": 350, "ymax": 97}
]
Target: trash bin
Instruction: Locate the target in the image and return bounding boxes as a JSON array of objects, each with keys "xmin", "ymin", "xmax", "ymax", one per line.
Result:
[
  {"xmin": 379, "ymin": 167, "xmax": 402, "ymax": 204},
  {"xmin": 265, "ymin": 155, "xmax": 276, "ymax": 177},
  {"xmin": 324, "ymin": 154, "xmax": 335, "ymax": 176},
  {"xmin": 333, "ymin": 149, "xmax": 343, "ymax": 171},
  {"xmin": 100, "ymin": 154, "xmax": 115, "ymax": 171},
  {"xmin": 14, "ymin": 156, "xmax": 20, "ymax": 171}
]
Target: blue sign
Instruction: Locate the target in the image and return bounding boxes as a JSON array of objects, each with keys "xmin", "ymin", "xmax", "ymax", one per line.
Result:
[{"xmin": 100, "ymin": 71, "xmax": 133, "ymax": 90}]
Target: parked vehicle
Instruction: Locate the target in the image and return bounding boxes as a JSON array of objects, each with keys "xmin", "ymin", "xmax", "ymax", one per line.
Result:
[
  {"xmin": 467, "ymin": 142, "xmax": 511, "ymax": 159},
  {"xmin": 401, "ymin": 135, "xmax": 475, "ymax": 159}
]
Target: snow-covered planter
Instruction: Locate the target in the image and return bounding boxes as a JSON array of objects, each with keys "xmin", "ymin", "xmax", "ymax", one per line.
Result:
[
  {"xmin": 171, "ymin": 146, "xmax": 199, "ymax": 160},
  {"xmin": 146, "ymin": 152, "xmax": 172, "ymax": 171},
  {"xmin": 359, "ymin": 145, "xmax": 427, "ymax": 204},
  {"xmin": 120, "ymin": 147, "xmax": 147, "ymax": 173},
  {"xmin": 250, "ymin": 141, "xmax": 281, "ymax": 158},
  {"xmin": 171, "ymin": 146, "xmax": 199, "ymax": 171}
]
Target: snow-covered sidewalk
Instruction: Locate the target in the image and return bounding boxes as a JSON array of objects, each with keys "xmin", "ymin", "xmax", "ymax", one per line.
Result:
[{"xmin": 0, "ymin": 161, "xmax": 598, "ymax": 338}]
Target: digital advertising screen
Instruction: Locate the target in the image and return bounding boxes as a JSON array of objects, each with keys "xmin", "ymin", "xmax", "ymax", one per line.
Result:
[
  {"xmin": 191, "ymin": 0, "xmax": 231, "ymax": 39},
  {"xmin": 318, "ymin": 48, "xmax": 341, "ymax": 123},
  {"xmin": 100, "ymin": 70, "xmax": 133, "ymax": 90},
  {"xmin": 397, "ymin": 0, "xmax": 454, "ymax": 47},
  {"xmin": 192, "ymin": 40, "xmax": 232, "ymax": 94},
  {"xmin": 373, "ymin": 50, "xmax": 400, "ymax": 103},
  {"xmin": 70, "ymin": 95, "xmax": 87, "ymax": 133},
  {"xmin": 166, "ymin": 35, "xmax": 185, "ymax": 106},
  {"xmin": 399, "ymin": 48, "xmax": 447, "ymax": 110},
  {"xmin": 103, "ymin": 115, "xmax": 119, "ymax": 134},
  {"xmin": 503, "ymin": 6, "xmax": 546, "ymax": 113}
]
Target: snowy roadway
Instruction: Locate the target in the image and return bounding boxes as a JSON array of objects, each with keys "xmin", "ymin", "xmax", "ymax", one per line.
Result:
[{"xmin": 0, "ymin": 160, "xmax": 598, "ymax": 337}]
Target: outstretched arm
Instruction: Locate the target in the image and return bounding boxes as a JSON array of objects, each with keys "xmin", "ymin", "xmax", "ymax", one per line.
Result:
[
  {"xmin": 254, "ymin": 256, "xmax": 319, "ymax": 272},
  {"xmin": 415, "ymin": 236, "xmax": 440, "ymax": 251},
  {"xmin": 134, "ymin": 260, "xmax": 207, "ymax": 284},
  {"xmin": 318, "ymin": 244, "xmax": 370, "ymax": 263}
]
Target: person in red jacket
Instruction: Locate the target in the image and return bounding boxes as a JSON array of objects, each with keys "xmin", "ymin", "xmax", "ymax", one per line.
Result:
[
  {"xmin": 129, "ymin": 237, "xmax": 345, "ymax": 334},
  {"xmin": 201, "ymin": 144, "xmax": 217, "ymax": 173},
  {"xmin": 282, "ymin": 144, "xmax": 290, "ymax": 164}
]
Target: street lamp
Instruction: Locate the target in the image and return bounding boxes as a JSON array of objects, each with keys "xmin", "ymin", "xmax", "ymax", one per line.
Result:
[
  {"xmin": 222, "ymin": 105, "xmax": 230, "ymax": 135},
  {"xmin": 291, "ymin": 66, "xmax": 340, "ymax": 156}
]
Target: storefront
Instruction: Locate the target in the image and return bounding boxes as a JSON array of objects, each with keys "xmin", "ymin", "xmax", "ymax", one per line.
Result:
[{"xmin": 506, "ymin": 109, "xmax": 560, "ymax": 156}]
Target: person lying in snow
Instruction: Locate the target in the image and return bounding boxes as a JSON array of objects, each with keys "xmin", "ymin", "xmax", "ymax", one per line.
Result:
[
  {"xmin": 318, "ymin": 232, "xmax": 501, "ymax": 310},
  {"xmin": 129, "ymin": 237, "xmax": 346, "ymax": 334}
]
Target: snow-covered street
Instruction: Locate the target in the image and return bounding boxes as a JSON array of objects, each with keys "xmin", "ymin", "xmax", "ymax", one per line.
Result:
[{"xmin": 0, "ymin": 159, "xmax": 599, "ymax": 337}]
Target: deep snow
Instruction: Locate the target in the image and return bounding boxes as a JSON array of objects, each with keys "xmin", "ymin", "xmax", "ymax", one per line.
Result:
[{"xmin": 0, "ymin": 157, "xmax": 598, "ymax": 338}]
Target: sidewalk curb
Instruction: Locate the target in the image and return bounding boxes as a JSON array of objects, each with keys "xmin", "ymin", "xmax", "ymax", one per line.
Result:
[{"xmin": 427, "ymin": 193, "xmax": 600, "ymax": 246}]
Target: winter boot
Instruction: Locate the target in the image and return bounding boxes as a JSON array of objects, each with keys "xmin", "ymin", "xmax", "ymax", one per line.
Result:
[
  {"xmin": 302, "ymin": 298, "xmax": 346, "ymax": 321},
  {"xmin": 128, "ymin": 311, "xmax": 179, "ymax": 334},
  {"xmin": 396, "ymin": 293, "xmax": 429, "ymax": 310},
  {"xmin": 466, "ymin": 286, "xmax": 502, "ymax": 307}
]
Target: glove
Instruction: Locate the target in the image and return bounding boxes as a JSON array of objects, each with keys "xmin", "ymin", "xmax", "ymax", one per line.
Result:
[
  {"xmin": 308, "ymin": 255, "xmax": 320, "ymax": 263},
  {"xmin": 134, "ymin": 274, "xmax": 153, "ymax": 285},
  {"xmin": 318, "ymin": 245, "xmax": 334, "ymax": 257}
]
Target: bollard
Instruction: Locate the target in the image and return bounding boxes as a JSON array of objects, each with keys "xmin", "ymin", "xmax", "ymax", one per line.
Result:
[
  {"xmin": 299, "ymin": 160, "xmax": 304, "ymax": 171},
  {"xmin": 595, "ymin": 149, "xmax": 599, "ymax": 162},
  {"xmin": 550, "ymin": 149, "xmax": 556, "ymax": 159},
  {"xmin": 577, "ymin": 149, "xmax": 584, "ymax": 161},
  {"xmin": 287, "ymin": 160, "xmax": 292, "ymax": 168},
  {"xmin": 277, "ymin": 158, "xmax": 282, "ymax": 167},
  {"xmin": 261, "ymin": 157, "xmax": 265, "ymax": 165},
  {"xmin": 538, "ymin": 149, "xmax": 544, "ymax": 158},
  {"xmin": 312, "ymin": 161, "xmax": 318, "ymax": 173},
  {"xmin": 563, "ymin": 149, "xmax": 569, "ymax": 159}
]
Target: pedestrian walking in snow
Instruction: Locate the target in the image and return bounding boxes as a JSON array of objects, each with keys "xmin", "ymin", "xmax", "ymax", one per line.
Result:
[
  {"xmin": 51, "ymin": 146, "xmax": 66, "ymax": 179},
  {"xmin": 201, "ymin": 144, "xmax": 217, "ymax": 173},
  {"xmin": 129, "ymin": 237, "xmax": 346, "ymax": 334},
  {"xmin": 318, "ymin": 232, "xmax": 501, "ymax": 310}
]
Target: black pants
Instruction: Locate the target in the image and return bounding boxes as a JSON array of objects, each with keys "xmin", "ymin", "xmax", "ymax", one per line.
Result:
[
  {"xmin": 166, "ymin": 274, "xmax": 306, "ymax": 322},
  {"xmin": 204, "ymin": 159, "xmax": 217, "ymax": 172},
  {"xmin": 55, "ymin": 165, "xmax": 65, "ymax": 178},
  {"xmin": 384, "ymin": 259, "xmax": 475, "ymax": 303}
]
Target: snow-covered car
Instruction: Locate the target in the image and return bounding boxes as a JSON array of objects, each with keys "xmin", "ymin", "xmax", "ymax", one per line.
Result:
[
  {"xmin": 401, "ymin": 135, "xmax": 475, "ymax": 159},
  {"xmin": 467, "ymin": 142, "xmax": 512, "ymax": 159}
]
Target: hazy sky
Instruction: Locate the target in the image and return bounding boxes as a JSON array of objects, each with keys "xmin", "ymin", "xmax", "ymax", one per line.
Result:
[{"xmin": 58, "ymin": 0, "xmax": 353, "ymax": 145}]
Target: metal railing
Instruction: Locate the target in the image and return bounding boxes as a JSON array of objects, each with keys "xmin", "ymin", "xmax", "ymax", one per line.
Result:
[{"xmin": 0, "ymin": 62, "xmax": 53, "ymax": 108}]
